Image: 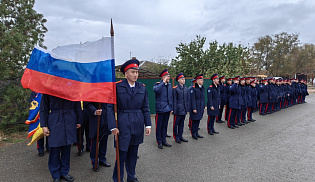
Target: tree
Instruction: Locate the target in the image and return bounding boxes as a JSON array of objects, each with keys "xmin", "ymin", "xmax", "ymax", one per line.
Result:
[
  {"xmin": 171, "ymin": 35, "xmax": 252, "ymax": 78},
  {"xmin": 0, "ymin": 0, "xmax": 47, "ymax": 126},
  {"xmin": 251, "ymin": 32, "xmax": 300, "ymax": 77}
]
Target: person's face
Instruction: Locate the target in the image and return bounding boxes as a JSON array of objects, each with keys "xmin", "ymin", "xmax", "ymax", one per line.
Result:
[
  {"xmin": 227, "ymin": 80, "xmax": 232, "ymax": 85},
  {"xmin": 251, "ymin": 83, "xmax": 256, "ymax": 87},
  {"xmin": 197, "ymin": 78, "xmax": 204, "ymax": 86},
  {"xmin": 241, "ymin": 80, "xmax": 245, "ymax": 85},
  {"xmin": 246, "ymin": 80, "xmax": 250, "ymax": 84},
  {"xmin": 213, "ymin": 78, "xmax": 219, "ymax": 84},
  {"xmin": 163, "ymin": 75, "xmax": 171, "ymax": 82},
  {"xmin": 221, "ymin": 78, "xmax": 226, "ymax": 83},
  {"xmin": 125, "ymin": 69, "xmax": 138, "ymax": 82},
  {"xmin": 178, "ymin": 77, "xmax": 185, "ymax": 85},
  {"xmin": 234, "ymin": 80, "xmax": 239, "ymax": 84}
]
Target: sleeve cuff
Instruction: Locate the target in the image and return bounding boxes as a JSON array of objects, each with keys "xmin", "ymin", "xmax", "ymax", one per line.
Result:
[
  {"xmin": 110, "ymin": 128, "xmax": 117, "ymax": 131},
  {"xmin": 146, "ymin": 126, "xmax": 151, "ymax": 129}
]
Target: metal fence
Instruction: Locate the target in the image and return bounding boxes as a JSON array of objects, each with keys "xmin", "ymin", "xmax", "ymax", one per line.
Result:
[{"xmin": 117, "ymin": 77, "xmax": 213, "ymax": 114}]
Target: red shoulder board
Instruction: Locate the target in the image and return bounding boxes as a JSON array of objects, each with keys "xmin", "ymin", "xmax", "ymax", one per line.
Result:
[
  {"xmin": 156, "ymin": 82, "xmax": 160, "ymax": 84},
  {"xmin": 193, "ymin": 86, "xmax": 195, "ymax": 88},
  {"xmin": 224, "ymin": 84, "xmax": 226, "ymax": 86},
  {"xmin": 210, "ymin": 85, "xmax": 213, "ymax": 87},
  {"xmin": 116, "ymin": 80, "xmax": 123, "ymax": 83},
  {"xmin": 143, "ymin": 84, "xmax": 146, "ymax": 87},
  {"xmin": 173, "ymin": 86, "xmax": 177, "ymax": 89}
]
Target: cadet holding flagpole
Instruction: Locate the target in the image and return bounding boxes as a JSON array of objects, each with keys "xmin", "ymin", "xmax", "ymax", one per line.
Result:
[{"xmin": 107, "ymin": 58, "xmax": 151, "ymax": 182}]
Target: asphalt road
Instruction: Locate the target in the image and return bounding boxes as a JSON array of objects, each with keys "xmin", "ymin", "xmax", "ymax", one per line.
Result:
[{"xmin": 1, "ymin": 95, "xmax": 315, "ymax": 182}]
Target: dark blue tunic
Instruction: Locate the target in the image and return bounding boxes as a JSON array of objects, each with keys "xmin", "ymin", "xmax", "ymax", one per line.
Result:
[
  {"xmin": 153, "ymin": 81, "xmax": 173, "ymax": 113},
  {"xmin": 190, "ymin": 84, "xmax": 205, "ymax": 120},
  {"xmin": 229, "ymin": 83, "xmax": 241, "ymax": 109},
  {"xmin": 173, "ymin": 84, "xmax": 189, "ymax": 115},
  {"xmin": 107, "ymin": 79, "xmax": 151, "ymax": 152},
  {"xmin": 40, "ymin": 94, "xmax": 82, "ymax": 148},
  {"xmin": 207, "ymin": 83, "xmax": 221, "ymax": 116}
]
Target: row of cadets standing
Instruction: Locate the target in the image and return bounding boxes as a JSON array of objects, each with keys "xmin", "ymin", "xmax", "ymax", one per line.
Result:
[
  {"xmin": 108, "ymin": 58, "xmax": 152, "ymax": 182},
  {"xmin": 207, "ymin": 74, "xmax": 221, "ymax": 135},
  {"xmin": 153, "ymin": 69, "xmax": 173, "ymax": 149},
  {"xmin": 172, "ymin": 73, "xmax": 189, "ymax": 144}
]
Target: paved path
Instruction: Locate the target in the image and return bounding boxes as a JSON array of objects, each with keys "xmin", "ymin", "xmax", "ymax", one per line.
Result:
[{"xmin": 1, "ymin": 95, "xmax": 315, "ymax": 182}]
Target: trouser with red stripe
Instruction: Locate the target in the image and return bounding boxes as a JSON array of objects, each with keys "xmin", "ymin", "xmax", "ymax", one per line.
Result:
[
  {"xmin": 247, "ymin": 107, "xmax": 253, "ymax": 120},
  {"xmin": 188, "ymin": 118, "xmax": 192, "ymax": 129},
  {"xmin": 37, "ymin": 136, "xmax": 50, "ymax": 152},
  {"xmin": 217, "ymin": 105, "xmax": 224, "ymax": 122},
  {"xmin": 191, "ymin": 120, "xmax": 200, "ymax": 137},
  {"xmin": 259, "ymin": 103, "xmax": 267, "ymax": 115},
  {"xmin": 90, "ymin": 134, "xmax": 108, "ymax": 167},
  {"xmin": 227, "ymin": 108, "xmax": 238, "ymax": 127},
  {"xmin": 207, "ymin": 115, "xmax": 216, "ymax": 133},
  {"xmin": 173, "ymin": 115, "xmax": 186, "ymax": 141},
  {"xmin": 155, "ymin": 112, "xmax": 170, "ymax": 144},
  {"xmin": 225, "ymin": 104, "xmax": 230, "ymax": 121},
  {"xmin": 113, "ymin": 145, "xmax": 139, "ymax": 182}
]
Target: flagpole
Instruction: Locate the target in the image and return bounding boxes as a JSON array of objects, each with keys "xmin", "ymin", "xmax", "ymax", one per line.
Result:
[{"xmin": 111, "ymin": 19, "xmax": 121, "ymax": 182}]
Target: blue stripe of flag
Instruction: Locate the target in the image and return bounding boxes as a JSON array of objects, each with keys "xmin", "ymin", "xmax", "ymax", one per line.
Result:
[{"xmin": 26, "ymin": 48, "xmax": 115, "ymax": 83}]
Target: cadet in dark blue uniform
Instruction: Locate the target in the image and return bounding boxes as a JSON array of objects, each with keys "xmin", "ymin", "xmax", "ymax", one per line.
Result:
[
  {"xmin": 227, "ymin": 76, "xmax": 241, "ymax": 129},
  {"xmin": 275, "ymin": 79, "xmax": 282, "ymax": 111},
  {"xmin": 244, "ymin": 77, "xmax": 252, "ymax": 123},
  {"xmin": 190, "ymin": 74, "xmax": 205, "ymax": 139},
  {"xmin": 207, "ymin": 74, "xmax": 220, "ymax": 135},
  {"xmin": 188, "ymin": 79, "xmax": 196, "ymax": 130},
  {"xmin": 268, "ymin": 78, "xmax": 276, "ymax": 113},
  {"xmin": 238, "ymin": 77, "xmax": 246, "ymax": 125},
  {"xmin": 76, "ymin": 102, "xmax": 90, "ymax": 156},
  {"xmin": 259, "ymin": 79, "xmax": 268, "ymax": 115},
  {"xmin": 84, "ymin": 102, "xmax": 111, "ymax": 172},
  {"xmin": 40, "ymin": 95, "xmax": 82, "ymax": 182},
  {"xmin": 216, "ymin": 76, "xmax": 226, "ymax": 123},
  {"xmin": 224, "ymin": 78, "xmax": 232, "ymax": 121},
  {"xmin": 154, "ymin": 69, "xmax": 173, "ymax": 149},
  {"xmin": 172, "ymin": 73, "xmax": 189, "ymax": 143},
  {"xmin": 108, "ymin": 59, "xmax": 151, "ymax": 182},
  {"xmin": 248, "ymin": 80, "xmax": 257, "ymax": 122}
]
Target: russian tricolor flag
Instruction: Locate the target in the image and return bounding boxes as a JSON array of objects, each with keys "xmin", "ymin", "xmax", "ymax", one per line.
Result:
[{"xmin": 21, "ymin": 37, "xmax": 116, "ymax": 104}]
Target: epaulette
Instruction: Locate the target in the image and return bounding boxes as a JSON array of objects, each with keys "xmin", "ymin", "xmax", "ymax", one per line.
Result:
[
  {"xmin": 193, "ymin": 86, "xmax": 195, "ymax": 88},
  {"xmin": 116, "ymin": 80, "xmax": 123, "ymax": 84},
  {"xmin": 173, "ymin": 86, "xmax": 178, "ymax": 89},
  {"xmin": 209, "ymin": 85, "xmax": 213, "ymax": 87},
  {"xmin": 156, "ymin": 82, "xmax": 160, "ymax": 84},
  {"xmin": 143, "ymin": 83, "xmax": 146, "ymax": 87},
  {"xmin": 224, "ymin": 84, "xmax": 226, "ymax": 86}
]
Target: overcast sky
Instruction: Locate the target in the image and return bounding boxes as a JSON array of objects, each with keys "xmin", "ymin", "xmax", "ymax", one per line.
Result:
[{"xmin": 34, "ymin": 0, "xmax": 315, "ymax": 65}]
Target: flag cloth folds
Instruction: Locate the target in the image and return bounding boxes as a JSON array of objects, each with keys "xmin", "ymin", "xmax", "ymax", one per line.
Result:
[
  {"xmin": 21, "ymin": 37, "xmax": 116, "ymax": 104},
  {"xmin": 25, "ymin": 93, "xmax": 44, "ymax": 145}
]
